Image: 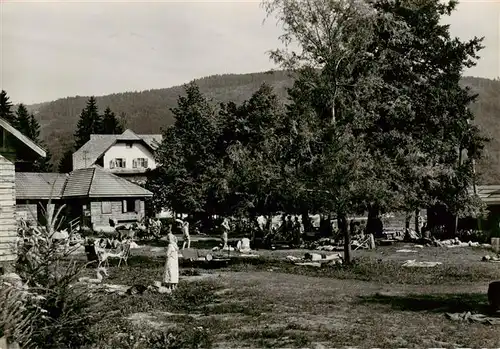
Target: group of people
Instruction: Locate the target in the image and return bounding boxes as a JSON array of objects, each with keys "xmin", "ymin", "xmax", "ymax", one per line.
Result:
[{"xmin": 275, "ymin": 215, "xmax": 305, "ymax": 244}]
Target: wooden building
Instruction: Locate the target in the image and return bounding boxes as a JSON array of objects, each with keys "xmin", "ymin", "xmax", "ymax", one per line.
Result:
[
  {"xmin": 0, "ymin": 117, "xmax": 46, "ymax": 271},
  {"xmin": 15, "ymin": 167, "xmax": 152, "ymax": 232},
  {"xmin": 474, "ymin": 185, "xmax": 500, "ymax": 237},
  {"xmin": 15, "ymin": 172, "xmax": 68, "ymax": 225}
]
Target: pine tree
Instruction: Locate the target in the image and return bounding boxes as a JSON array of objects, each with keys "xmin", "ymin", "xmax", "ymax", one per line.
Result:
[
  {"xmin": 0, "ymin": 90, "xmax": 16, "ymax": 126},
  {"xmin": 74, "ymin": 96, "xmax": 102, "ymax": 148},
  {"xmin": 101, "ymin": 107, "xmax": 123, "ymax": 134},
  {"xmin": 16, "ymin": 104, "xmax": 34, "ymax": 139},
  {"xmin": 15, "ymin": 104, "xmax": 52, "ymax": 172},
  {"xmin": 33, "ymin": 148, "xmax": 53, "ymax": 172},
  {"xmin": 58, "ymin": 149, "xmax": 74, "ymax": 173}
]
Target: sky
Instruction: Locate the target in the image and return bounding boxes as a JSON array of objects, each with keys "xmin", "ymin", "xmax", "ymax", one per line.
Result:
[{"xmin": 1, "ymin": 0, "xmax": 499, "ymax": 104}]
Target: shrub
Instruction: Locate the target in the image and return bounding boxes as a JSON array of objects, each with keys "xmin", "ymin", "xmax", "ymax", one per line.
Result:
[{"xmin": 0, "ymin": 201, "xmax": 106, "ymax": 349}]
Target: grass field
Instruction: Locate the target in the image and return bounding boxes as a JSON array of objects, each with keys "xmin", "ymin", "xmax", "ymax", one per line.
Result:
[{"xmin": 84, "ymin": 242, "xmax": 500, "ymax": 348}]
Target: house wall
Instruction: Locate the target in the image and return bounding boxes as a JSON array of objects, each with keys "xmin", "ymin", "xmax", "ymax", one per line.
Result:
[
  {"xmin": 90, "ymin": 199, "xmax": 146, "ymax": 229},
  {"xmin": 102, "ymin": 142, "xmax": 156, "ymax": 172},
  {"xmin": 16, "ymin": 202, "xmax": 38, "ymax": 225},
  {"xmin": 0, "ymin": 155, "xmax": 17, "ymax": 266}
]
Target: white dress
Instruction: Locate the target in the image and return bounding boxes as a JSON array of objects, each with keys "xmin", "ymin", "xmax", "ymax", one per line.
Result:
[{"xmin": 164, "ymin": 233, "xmax": 179, "ymax": 284}]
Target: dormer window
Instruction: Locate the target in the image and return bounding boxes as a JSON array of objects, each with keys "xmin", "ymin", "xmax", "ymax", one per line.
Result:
[
  {"xmin": 132, "ymin": 158, "xmax": 148, "ymax": 168},
  {"xmin": 110, "ymin": 158, "xmax": 126, "ymax": 169}
]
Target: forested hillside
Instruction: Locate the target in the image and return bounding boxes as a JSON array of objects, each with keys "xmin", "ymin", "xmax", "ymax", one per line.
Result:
[{"xmin": 27, "ymin": 71, "xmax": 500, "ymax": 184}]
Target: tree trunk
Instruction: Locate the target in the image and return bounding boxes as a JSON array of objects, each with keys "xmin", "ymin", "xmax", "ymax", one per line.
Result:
[
  {"xmin": 338, "ymin": 212, "xmax": 351, "ymax": 264},
  {"xmin": 414, "ymin": 209, "xmax": 420, "ymax": 235},
  {"xmin": 367, "ymin": 206, "xmax": 382, "ymax": 237},
  {"xmin": 301, "ymin": 211, "xmax": 311, "ymax": 232},
  {"xmin": 327, "ymin": 213, "xmax": 333, "ymax": 236},
  {"xmin": 405, "ymin": 213, "xmax": 410, "ymax": 230}
]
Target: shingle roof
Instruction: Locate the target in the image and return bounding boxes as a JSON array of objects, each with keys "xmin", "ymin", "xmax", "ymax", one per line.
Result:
[
  {"xmin": 63, "ymin": 167, "xmax": 152, "ymax": 198},
  {"xmin": 16, "ymin": 168, "xmax": 152, "ymax": 200},
  {"xmin": 16, "ymin": 172, "xmax": 69, "ymax": 199},
  {"xmin": 63, "ymin": 168, "xmax": 95, "ymax": 197},
  {"xmin": 72, "ymin": 130, "xmax": 162, "ymax": 170},
  {"xmin": 88, "ymin": 167, "xmax": 153, "ymax": 198},
  {"xmin": 117, "ymin": 129, "xmax": 142, "ymax": 141}
]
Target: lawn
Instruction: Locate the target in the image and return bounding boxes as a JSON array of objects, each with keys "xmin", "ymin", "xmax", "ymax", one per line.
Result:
[{"xmin": 84, "ymin": 242, "xmax": 500, "ymax": 348}]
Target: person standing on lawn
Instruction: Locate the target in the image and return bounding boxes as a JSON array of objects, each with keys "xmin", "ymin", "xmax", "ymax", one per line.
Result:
[
  {"xmin": 163, "ymin": 224, "xmax": 179, "ymax": 290},
  {"xmin": 176, "ymin": 217, "xmax": 190, "ymax": 249},
  {"xmin": 221, "ymin": 218, "xmax": 230, "ymax": 249}
]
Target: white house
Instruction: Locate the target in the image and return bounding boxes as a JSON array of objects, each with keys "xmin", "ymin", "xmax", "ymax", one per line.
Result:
[{"xmin": 72, "ymin": 129, "xmax": 162, "ymax": 185}]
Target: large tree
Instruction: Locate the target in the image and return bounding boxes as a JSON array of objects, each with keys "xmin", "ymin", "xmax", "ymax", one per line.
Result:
[
  {"xmin": 263, "ymin": 0, "xmax": 486, "ymax": 262},
  {"xmin": 217, "ymin": 84, "xmax": 286, "ymax": 218},
  {"xmin": 74, "ymin": 97, "xmax": 102, "ymax": 149},
  {"xmin": 0, "ymin": 90, "xmax": 16, "ymax": 126},
  {"xmin": 363, "ymin": 0, "xmax": 486, "ymax": 234},
  {"xmin": 148, "ymin": 82, "xmax": 224, "ymax": 215},
  {"xmin": 101, "ymin": 106, "xmax": 123, "ymax": 134}
]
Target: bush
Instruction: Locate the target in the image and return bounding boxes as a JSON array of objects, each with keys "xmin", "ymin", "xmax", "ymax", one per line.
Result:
[{"xmin": 0, "ymin": 201, "xmax": 107, "ymax": 349}]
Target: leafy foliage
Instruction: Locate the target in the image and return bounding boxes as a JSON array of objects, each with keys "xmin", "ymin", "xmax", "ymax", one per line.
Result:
[
  {"xmin": 1, "ymin": 202, "xmax": 104, "ymax": 349},
  {"xmin": 218, "ymin": 83, "xmax": 287, "ymax": 216},
  {"xmin": 148, "ymin": 83, "xmax": 224, "ymax": 215},
  {"xmin": 258, "ymin": 0, "xmax": 487, "ymax": 257}
]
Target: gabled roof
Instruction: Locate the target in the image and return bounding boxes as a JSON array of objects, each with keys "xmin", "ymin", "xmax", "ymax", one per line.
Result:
[
  {"xmin": 15, "ymin": 172, "xmax": 68, "ymax": 199},
  {"xmin": 72, "ymin": 129, "xmax": 162, "ymax": 170},
  {"xmin": 0, "ymin": 117, "xmax": 46, "ymax": 157},
  {"xmin": 63, "ymin": 167, "xmax": 153, "ymax": 198},
  {"xmin": 117, "ymin": 129, "xmax": 142, "ymax": 141},
  {"xmin": 16, "ymin": 168, "xmax": 152, "ymax": 200}
]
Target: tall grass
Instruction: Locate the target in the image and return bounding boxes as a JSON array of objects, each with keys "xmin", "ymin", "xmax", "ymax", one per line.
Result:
[{"xmin": 1, "ymin": 199, "xmax": 107, "ymax": 349}]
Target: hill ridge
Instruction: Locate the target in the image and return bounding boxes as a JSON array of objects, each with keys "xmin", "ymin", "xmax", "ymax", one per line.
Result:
[{"xmin": 25, "ymin": 71, "xmax": 500, "ymax": 184}]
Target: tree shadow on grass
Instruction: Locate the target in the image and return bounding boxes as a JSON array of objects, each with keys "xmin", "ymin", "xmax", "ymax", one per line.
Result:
[{"xmin": 358, "ymin": 293, "xmax": 496, "ymax": 315}]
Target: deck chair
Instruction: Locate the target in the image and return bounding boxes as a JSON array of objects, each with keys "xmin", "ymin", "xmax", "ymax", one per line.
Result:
[
  {"xmin": 105, "ymin": 240, "xmax": 132, "ymax": 267},
  {"xmin": 93, "ymin": 244, "xmax": 110, "ymax": 268},
  {"xmin": 352, "ymin": 236, "xmax": 371, "ymax": 251}
]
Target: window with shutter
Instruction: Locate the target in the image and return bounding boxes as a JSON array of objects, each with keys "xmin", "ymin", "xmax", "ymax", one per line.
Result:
[
  {"xmin": 132, "ymin": 159, "xmax": 137, "ymax": 168},
  {"xmin": 109, "ymin": 160, "xmax": 115, "ymax": 169},
  {"xmin": 134, "ymin": 199, "xmax": 140, "ymax": 213},
  {"xmin": 144, "ymin": 159, "xmax": 149, "ymax": 168},
  {"xmin": 101, "ymin": 202, "xmax": 112, "ymax": 214},
  {"xmin": 123, "ymin": 199, "xmax": 136, "ymax": 213}
]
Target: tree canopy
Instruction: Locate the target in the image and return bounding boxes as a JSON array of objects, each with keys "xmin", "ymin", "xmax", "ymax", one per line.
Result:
[{"xmin": 149, "ymin": 0, "xmax": 487, "ymax": 264}]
